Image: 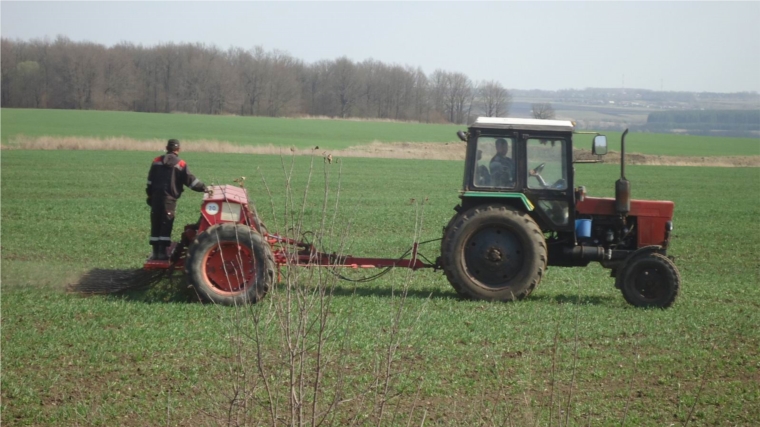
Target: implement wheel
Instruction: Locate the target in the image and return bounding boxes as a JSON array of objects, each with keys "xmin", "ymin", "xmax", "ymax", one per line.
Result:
[
  {"xmin": 186, "ymin": 223, "xmax": 274, "ymax": 305},
  {"xmin": 619, "ymin": 253, "xmax": 679, "ymax": 308},
  {"xmin": 441, "ymin": 204, "xmax": 547, "ymax": 301}
]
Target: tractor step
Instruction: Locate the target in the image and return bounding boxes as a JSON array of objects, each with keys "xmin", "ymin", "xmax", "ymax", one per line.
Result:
[
  {"xmin": 143, "ymin": 259, "xmax": 172, "ymax": 270},
  {"xmin": 143, "ymin": 242, "xmax": 178, "ymax": 270}
]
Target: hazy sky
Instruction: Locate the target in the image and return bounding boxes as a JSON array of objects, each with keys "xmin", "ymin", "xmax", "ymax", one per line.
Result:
[{"xmin": 2, "ymin": 1, "xmax": 759, "ymax": 93}]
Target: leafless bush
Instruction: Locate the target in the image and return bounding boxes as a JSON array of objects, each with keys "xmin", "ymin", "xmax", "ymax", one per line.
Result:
[{"xmin": 195, "ymin": 152, "xmax": 430, "ymax": 426}]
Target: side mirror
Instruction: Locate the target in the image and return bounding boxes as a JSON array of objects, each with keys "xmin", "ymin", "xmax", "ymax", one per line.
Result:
[
  {"xmin": 592, "ymin": 135, "xmax": 607, "ymax": 155},
  {"xmin": 456, "ymin": 130, "xmax": 468, "ymax": 142}
]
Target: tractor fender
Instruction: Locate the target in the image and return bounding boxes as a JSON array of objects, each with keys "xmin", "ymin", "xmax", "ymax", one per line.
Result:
[
  {"xmin": 609, "ymin": 245, "xmax": 664, "ymax": 288},
  {"xmin": 460, "ymin": 198, "xmax": 543, "ymax": 233},
  {"xmin": 624, "ymin": 245, "xmax": 666, "ymax": 265},
  {"xmin": 629, "ymin": 245, "xmax": 665, "ymax": 256},
  {"xmin": 460, "ymin": 197, "xmax": 531, "ymax": 215},
  {"xmin": 191, "ymin": 223, "xmax": 223, "ymax": 246}
]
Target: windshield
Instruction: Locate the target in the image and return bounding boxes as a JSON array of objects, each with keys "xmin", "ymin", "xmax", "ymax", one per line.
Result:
[{"xmin": 526, "ymin": 138, "xmax": 567, "ymax": 190}]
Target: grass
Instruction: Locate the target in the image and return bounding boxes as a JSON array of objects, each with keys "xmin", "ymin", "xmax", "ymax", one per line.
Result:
[
  {"xmin": 2, "ymin": 108, "xmax": 759, "ymax": 156},
  {"xmin": 2, "ymin": 149, "xmax": 759, "ymax": 425},
  {"xmin": 591, "ymin": 130, "xmax": 759, "ymax": 157}
]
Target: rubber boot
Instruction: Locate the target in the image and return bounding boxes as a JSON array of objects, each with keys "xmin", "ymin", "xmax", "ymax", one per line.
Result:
[
  {"xmin": 150, "ymin": 244, "xmax": 161, "ymax": 261},
  {"xmin": 156, "ymin": 243, "xmax": 169, "ymax": 261}
]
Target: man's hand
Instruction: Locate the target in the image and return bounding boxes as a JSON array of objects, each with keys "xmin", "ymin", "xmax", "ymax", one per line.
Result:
[{"xmin": 146, "ymin": 196, "xmax": 152, "ymax": 206}]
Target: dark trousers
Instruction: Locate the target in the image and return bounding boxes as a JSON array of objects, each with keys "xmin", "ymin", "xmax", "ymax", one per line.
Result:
[{"xmin": 150, "ymin": 195, "xmax": 177, "ymax": 247}]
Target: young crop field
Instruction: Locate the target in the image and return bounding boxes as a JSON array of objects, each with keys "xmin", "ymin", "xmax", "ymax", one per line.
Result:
[
  {"xmin": 2, "ymin": 147, "xmax": 759, "ymax": 426},
  {"xmin": 2, "ymin": 108, "xmax": 759, "ymax": 157},
  {"xmin": 0, "ymin": 108, "xmax": 461, "ymax": 150}
]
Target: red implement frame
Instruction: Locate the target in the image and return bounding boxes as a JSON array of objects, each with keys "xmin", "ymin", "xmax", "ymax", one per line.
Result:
[
  {"xmin": 144, "ymin": 184, "xmax": 435, "ymax": 273},
  {"xmin": 265, "ymin": 233, "xmax": 431, "ymax": 270},
  {"xmin": 145, "ymin": 232, "xmax": 433, "ymax": 272}
]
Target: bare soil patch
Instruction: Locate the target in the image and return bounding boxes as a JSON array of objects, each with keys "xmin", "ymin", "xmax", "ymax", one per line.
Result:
[{"xmin": 3, "ymin": 136, "xmax": 757, "ymax": 167}]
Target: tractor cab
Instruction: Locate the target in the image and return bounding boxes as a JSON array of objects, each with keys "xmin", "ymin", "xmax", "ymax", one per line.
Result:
[{"xmin": 458, "ymin": 117, "xmax": 578, "ymax": 232}]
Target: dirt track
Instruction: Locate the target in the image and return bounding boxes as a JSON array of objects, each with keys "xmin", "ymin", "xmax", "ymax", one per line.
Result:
[{"xmin": 3, "ymin": 136, "xmax": 758, "ymax": 167}]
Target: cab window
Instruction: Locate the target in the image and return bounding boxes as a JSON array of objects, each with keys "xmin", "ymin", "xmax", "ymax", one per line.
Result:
[
  {"xmin": 526, "ymin": 139, "xmax": 567, "ymax": 190},
  {"xmin": 473, "ymin": 136, "xmax": 516, "ymax": 189}
]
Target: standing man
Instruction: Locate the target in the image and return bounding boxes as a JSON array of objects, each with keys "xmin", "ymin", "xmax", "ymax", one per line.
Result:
[
  {"xmin": 489, "ymin": 138, "xmax": 515, "ymax": 187},
  {"xmin": 146, "ymin": 139, "xmax": 207, "ymax": 260}
]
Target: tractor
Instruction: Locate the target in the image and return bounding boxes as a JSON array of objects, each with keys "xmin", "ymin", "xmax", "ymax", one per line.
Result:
[
  {"xmin": 144, "ymin": 117, "xmax": 680, "ymax": 308},
  {"xmin": 441, "ymin": 117, "xmax": 679, "ymax": 308}
]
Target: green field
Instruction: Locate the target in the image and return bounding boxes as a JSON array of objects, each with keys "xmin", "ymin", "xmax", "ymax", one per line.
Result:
[
  {"xmin": 2, "ymin": 147, "xmax": 759, "ymax": 425},
  {"xmin": 0, "ymin": 108, "xmax": 461, "ymax": 150},
  {"xmin": 2, "ymin": 108, "xmax": 759, "ymax": 156}
]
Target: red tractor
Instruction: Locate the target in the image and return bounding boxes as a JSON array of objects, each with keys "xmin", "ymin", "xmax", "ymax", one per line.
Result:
[
  {"xmin": 145, "ymin": 118, "xmax": 680, "ymax": 308},
  {"xmin": 441, "ymin": 118, "xmax": 679, "ymax": 308}
]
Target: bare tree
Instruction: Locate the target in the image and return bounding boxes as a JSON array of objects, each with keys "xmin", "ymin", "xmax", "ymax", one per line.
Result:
[
  {"xmin": 131, "ymin": 45, "xmax": 164, "ymax": 112},
  {"xmin": 354, "ymin": 59, "xmax": 380, "ymax": 118},
  {"xmin": 478, "ymin": 80, "xmax": 511, "ymax": 117},
  {"xmin": 449, "ymin": 72, "xmax": 473, "ymax": 124},
  {"xmin": 411, "ymin": 67, "xmax": 429, "ymax": 121},
  {"xmin": 428, "ymin": 69, "xmax": 449, "ymax": 123},
  {"xmin": 235, "ymin": 46, "xmax": 268, "ymax": 115},
  {"xmin": 532, "ymin": 102, "xmax": 556, "ymax": 119},
  {"xmin": 14, "ymin": 61, "xmax": 45, "ymax": 108},
  {"xmin": 263, "ymin": 50, "xmax": 301, "ymax": 116},
  {"xmin": 329, "ymin": 57, "xmax": 358, "ymax": 118},
  {"xmin": 154, "ymin": 43, "xmax": 182, "ymax": 113},
  {"xmin": 301, "ymin": 60, "xmax": 331, "ymax": 116},
  {"xmin": 101, "ymin": 43, "xmax": 137, "ymax": 110},
  {"xmin": 0, "ymin": 39, "xmax": 16, "ymax": 107}
]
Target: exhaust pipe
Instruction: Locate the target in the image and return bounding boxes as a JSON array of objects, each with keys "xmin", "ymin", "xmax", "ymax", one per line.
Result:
[{"xmin": 615, "ymin": 129, "xmax": 631, "ymax": 215}]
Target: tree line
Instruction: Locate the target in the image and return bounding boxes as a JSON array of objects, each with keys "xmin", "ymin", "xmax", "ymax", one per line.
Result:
[{"xmin": 1, "ymin": 37, "xmax": 514, "ymax": 124}]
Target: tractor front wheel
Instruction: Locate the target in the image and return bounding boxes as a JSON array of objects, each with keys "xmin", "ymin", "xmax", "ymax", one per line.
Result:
[
  {"xmin": 186, "ymin": 223, "xmax": 275, "ymax": 305},
  {"xmin": 619, "ymin": 253, "xmax": 680, "ymax": 308},
  {"xmin": 440, "ymin": 204, "xmax": 547, "ymax": 301}
]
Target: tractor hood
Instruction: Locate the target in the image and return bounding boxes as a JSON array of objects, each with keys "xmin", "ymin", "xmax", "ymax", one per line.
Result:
[
  {"xmin": 576, "ymin": 197, "xmax": 674, "ymax": 218},
  {"xmin": 203, "ymin": 185, "xmax": 249, "ymax": 205}
]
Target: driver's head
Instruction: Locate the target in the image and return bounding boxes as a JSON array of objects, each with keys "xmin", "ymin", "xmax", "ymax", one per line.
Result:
[{"xmin": 495, "ymin": 138, "xmax": 509, "ymax": 156}]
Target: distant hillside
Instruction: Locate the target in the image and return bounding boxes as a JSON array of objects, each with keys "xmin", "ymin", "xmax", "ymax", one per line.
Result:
[
  {"xmin": 640, "ymin": 110, "xmax": 760, "ymax": 137},
  {"xmin": 511, "ymin": 89, "xmax": 760, "ymax": 136}
]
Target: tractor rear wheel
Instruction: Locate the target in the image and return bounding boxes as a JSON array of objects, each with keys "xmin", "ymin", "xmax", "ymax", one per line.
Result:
[
  {"xmin": 619, "ymin": 253, "xmax": 679, "ymax": 308},
  {"xmin": 186, "ymin": 223, "xmax": 275, "ymax": 305},
  {"xmin": 440, "ymin": 204, "xmax": 547, "ymax": 301}
]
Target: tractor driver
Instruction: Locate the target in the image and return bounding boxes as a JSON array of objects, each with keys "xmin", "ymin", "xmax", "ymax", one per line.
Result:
[
  {"xmin": 146, "ymin": 139, "xmax": 208, "ymax": 260},
  {"xmin": 489, "ymin": 138, "xmax": 515, "ymax": 187}
]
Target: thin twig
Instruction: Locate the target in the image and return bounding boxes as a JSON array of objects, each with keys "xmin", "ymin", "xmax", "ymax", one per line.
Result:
[
  {"xmin": 683, "ymin": 354, "xmax": 714, "ymax": 427},
  {"xmin": 564, "ymin": 283, "xmax": 582, "ymax": 427},
  {"xmin": 620, "ymin": 340, "xmax": 640, "ymax": 427},
  {"xmin": 548, "ymin": 306, "xmax": 563, "ymax": 427}
]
